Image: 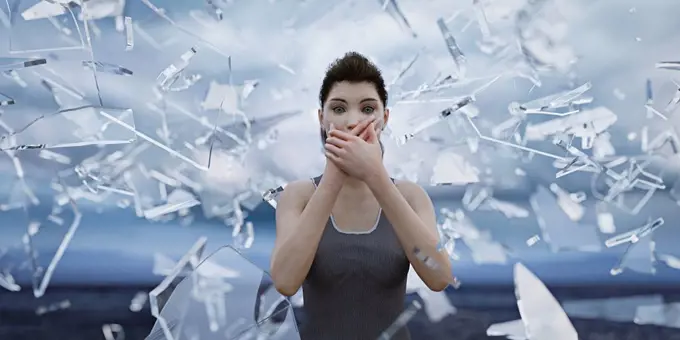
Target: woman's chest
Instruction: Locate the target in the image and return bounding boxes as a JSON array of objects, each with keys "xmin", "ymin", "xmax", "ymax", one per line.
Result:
[{"xmin": 307, "ymin": 229, "xmax": 409, "ymax": 288}]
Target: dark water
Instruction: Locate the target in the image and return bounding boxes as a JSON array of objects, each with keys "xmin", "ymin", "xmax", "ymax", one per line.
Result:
[{"xmin": 2, "ymin": 284, "xmax": 680, "ymax": 340}]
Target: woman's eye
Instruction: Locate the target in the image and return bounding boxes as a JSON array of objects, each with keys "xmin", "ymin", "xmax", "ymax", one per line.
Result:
[
  {"xmin": 362, "ymin": 107, "xmax": 375, "ymax": 114},
  {"xmin": 332, "ymin": 107, "xmax": 346, "ymax": 114}
]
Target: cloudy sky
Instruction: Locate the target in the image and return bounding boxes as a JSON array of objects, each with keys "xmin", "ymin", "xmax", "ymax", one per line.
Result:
[{"xmin": 1, "ymin": 0, "xmax": 680, "ymax": 286}]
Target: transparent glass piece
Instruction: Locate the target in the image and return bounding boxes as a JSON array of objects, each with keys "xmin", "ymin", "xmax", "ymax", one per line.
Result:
[
  {"xmin": 25, "ymin": 195, "xmax": 82, "ymax": 298},
  {"xmin": 530, "ymin": 186, "xmax": 601, "ymax": 252},
  {"xmin": 610, "ymin": 236, "xmax": 656, "ymax": 276},
  {"xmin": 82, "ymin": 61, "xmax": 133, "ymax": 76},
  {"xmin": 0, "ymin": 57, "xmax": 46, "ymax": 72},
  {"xmin": 124, "ymin": 16, "xmax": 134, "ymax": 50},
  {"xmin": 514, "ymin": 263, "xmax": 578, "ymax": 339},
  {"xmin": 0, "ymin": 271, "xmax": 20, "ymax": 291},
  {"xmin": 436, "ymin": 18, "xmax": 466, "ymax": 78},
  {"xmin": 130, "ymin": 291, "xmax": 148, "ymax": 312},
  {"xmin": 486, "ymin": 319, "xmax": 527, "ymax": 339},
  {"xmin": 405, "ymin": 268, "xmax": 455, "ymax": 323},
  {"xmin": 376, "ymin": 300, "xmax": 422, "ymax": 340},
  {"xmin": 524, "ymin": 107, "xmax": 617, "ymax": 143},
  {"xmin": 146, "ymin": 246, "xmax": 300, "ymax": 340},
  {"xmin": 5, "ymin": 0, "xmax": 86, "ymax": 53},
  {"xmin": 102, "ymin": 324, "xmax": 125, "ymax": 340},
  {"xmin": 430, "ymin": 150, "xmax": 480, "ymax": 185},
  {"xmin": 232, "ymin": 221, "xmax": 254, "ymax": 250},
  {"xmin": 148, "ymin": 237, "xmax": 207, "ymax": 339},
  {"xmin": 0, "ymin": 106, "xmax": 136, "ymax": 151}
]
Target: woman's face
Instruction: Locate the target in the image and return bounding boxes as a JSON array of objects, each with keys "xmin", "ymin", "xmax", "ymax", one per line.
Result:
[{"xmin": 318, "ymin": 81, "xmax": 389, "ymax": 136}]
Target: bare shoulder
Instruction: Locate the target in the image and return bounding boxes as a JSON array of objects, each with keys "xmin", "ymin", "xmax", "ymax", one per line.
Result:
[
  {"xmin": 394, "ymin": 179, "xmax": 431, "ymax": 205},
  {"xmin": 279, "ymin": 178, "xmax": 316, "ymax": 204}
]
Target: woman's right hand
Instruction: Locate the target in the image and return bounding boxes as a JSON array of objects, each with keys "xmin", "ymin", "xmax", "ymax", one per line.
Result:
[{"xmin": 323, "ymin": 117, "xmax": 376, "ymax": 182}]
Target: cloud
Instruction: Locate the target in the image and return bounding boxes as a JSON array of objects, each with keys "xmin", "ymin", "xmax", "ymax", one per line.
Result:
[{"xmin": 1, "ymin": 0, "xmax": 680, "ymax": 198}]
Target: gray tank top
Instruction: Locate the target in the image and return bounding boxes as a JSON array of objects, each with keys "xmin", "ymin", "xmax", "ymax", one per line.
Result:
[{"xmin": 299, "ymin": 176, "xmax": 411, "ymax": 340}]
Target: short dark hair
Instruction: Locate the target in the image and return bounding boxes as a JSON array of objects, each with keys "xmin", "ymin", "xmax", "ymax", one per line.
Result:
[{"xmin": 319, "ymin": 51, "xmax": 388, "ymax": 107}]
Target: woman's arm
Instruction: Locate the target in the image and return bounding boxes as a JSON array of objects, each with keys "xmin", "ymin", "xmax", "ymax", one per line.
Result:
[
  {"xmin": 366, "ymin": 169, "xmax": 453, "ymax": 291},
  {"xmin": 269, "ymin": 173, "xmax": 344, "ymax": 296}
]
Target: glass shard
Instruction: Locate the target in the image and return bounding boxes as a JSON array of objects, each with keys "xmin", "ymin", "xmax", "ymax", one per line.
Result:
[
  {"xmin": 148, "ymin": 237, "xmax": 207, "ymax": 340},
  {"xmin": 530, "ymin": 186, "xmax": 601, "ymax": 252},
  {"xmin": 5, "ymin": 0, "xmax": 86, "ymax": 53},
  {"xmin": 145, "ymin": 245, "xmax": 300, "ymax": 340},
  {"xmin": 514, "ymin": 262, "xmax": 578, "ymax": 339},
  {"xmin": 0, "ymin": 106, "xmax": 136, "ymax": 151}
]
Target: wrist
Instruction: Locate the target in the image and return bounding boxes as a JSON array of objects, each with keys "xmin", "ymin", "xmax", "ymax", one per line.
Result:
[{"xmin": 365, "ymin": 166, "xmax": 390, "ymax": 190}]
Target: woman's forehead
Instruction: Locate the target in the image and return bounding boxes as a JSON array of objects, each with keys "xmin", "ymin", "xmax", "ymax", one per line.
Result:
[{"xmin": 327, "ymin": 81, "xmax": 380, "ymax": 101}]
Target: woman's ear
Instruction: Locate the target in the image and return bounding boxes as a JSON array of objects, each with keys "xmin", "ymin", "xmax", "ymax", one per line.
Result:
[{"xmin": 382, "ymin": 108, "xmax": 390, "ymax": 130}]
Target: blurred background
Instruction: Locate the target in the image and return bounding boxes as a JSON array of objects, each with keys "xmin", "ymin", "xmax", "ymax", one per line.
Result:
[{"xmin": 1, "ymin": 0, "xmax": 680, "ymax": 339}]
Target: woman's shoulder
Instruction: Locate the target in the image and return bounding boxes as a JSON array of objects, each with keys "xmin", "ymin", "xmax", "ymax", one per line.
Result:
[
  {"xmin": 394, "ymin": 179, "xmax": 429, "ymax": 203},
  {"xmin": 393, "ymin": 179, "xmax": 423, "ymax": 194},
  {"xmin": 280, "ymin": 178, "xmax": 316, "ymax": 200}
]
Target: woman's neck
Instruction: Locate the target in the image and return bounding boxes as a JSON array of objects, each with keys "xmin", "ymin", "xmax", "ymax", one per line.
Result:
[{"xmin": 338, "ymin": 176, "xmax": 373, "ymax": 202}]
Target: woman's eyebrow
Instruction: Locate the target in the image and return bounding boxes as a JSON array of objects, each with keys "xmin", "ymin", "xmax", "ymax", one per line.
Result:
[{"xmin": 328, "ymin": 98, "xmax": 379, "ymax": 103}]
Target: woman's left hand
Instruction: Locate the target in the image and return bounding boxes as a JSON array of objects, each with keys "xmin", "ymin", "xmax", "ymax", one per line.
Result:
[{"xmin": 324, "ymin": 122, "xmax": 384, "ymax": 181}]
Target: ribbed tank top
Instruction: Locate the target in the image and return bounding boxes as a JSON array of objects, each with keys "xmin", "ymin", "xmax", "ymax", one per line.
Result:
[{"xmin": 299, "ymin": 176, "xmax": 411, "ymax": 340}]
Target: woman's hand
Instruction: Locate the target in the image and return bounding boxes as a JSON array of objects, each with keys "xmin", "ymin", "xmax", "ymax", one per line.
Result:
[
  {"xmin": 323, "ymin": 118, "xmax": 376, "ymax": 182},
  {"xmin": 324, "ymin": 119, "xmax": 383, "ymax": 181}
]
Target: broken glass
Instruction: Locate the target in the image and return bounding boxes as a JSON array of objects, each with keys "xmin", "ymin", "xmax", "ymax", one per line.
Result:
[
  {"xmin": 145, "ymin": 245, "xmax": 299, "ymax": 340},
  {"xmin": 148, "ymin": 237, "xmax": 207, "ymax": 339},
  {"xmin": 124, "ymin": 16, "xmax": 134, "ymax": 50},
  {"xmin": 23, "ymin": 184, "xmax": 82, "ymax": 298},
  {"xmin": 430, "ymin": 150, "xmax": 480, "ymax": 185},
  {"xmin": 439, "ymin": 208, "xmax": 507, "ymax": 265},
  {"xmin": 610, "ymin": 235, "xmax": 656, "ymax": 276},
  {"xmin": 530, "ymin": 186, "xmax": 601, "ymax": 252},
  {"xmin": 102, "ymin": 324, "xmax": 125, "ymax": 340},
  {"xmin": 0, "ymin": 106, "xmax": 136, "ymax": 151},
  {"xmin": 5, "ymin": 0, "xmax": 86, "ymax": 53},
  {"xmin": 405, "ymin": 266, "xmax": 456, "ymax": 323},
  {"xmin": 514, "ymin": 262, "xmax": 578, "ymax": 339},
  {"xmin": 377, "ymin": 300, "xmax": 422, "ymax": 340}
]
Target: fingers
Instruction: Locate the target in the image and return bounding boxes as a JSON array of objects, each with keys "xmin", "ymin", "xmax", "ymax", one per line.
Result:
[
  {"xmin": 359, "ymin": 126, "xmax": 370, "ymax": 141},
  {"xmin": 350, "ymin": 116, "xmax": 376, "ymax": 136},
  {"xmin": 324, "ymin": 148, "xmax": 341, "ymax": 163},
  {"xmin": 328, "ymin": 128, "xmax": 355, "ymax": 141},
  {"xmin": 325, "ymin": 136, "xmax": 347, "ymax": 148},
  {"xmin": 324, "ymin": 140, "xmax": 345, "ymax": 153},
  {"xmin": 365, "ymin": 122, "xmax": 378, "ymax": 143}
]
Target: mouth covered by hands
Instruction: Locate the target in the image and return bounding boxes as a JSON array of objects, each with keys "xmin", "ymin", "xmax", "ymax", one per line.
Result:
[{"xmin": 324, "ymin": 117, "xmax": 384, "ymax": 181}]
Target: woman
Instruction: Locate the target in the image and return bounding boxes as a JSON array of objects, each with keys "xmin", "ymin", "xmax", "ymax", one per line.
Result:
[{"xmin": 270, "ymin": 52, "xmax": 453, "ymax": 340}]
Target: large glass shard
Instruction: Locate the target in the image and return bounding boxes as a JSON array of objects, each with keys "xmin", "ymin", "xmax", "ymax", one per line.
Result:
[
  {"xmin": 0, "ymin": 106, "xmax": 136, "ymax": 150},
  {"xmin": 611, "ymin": 235, "xmax": 656, "ymax": 276},
  {"xmin": 24, "ymin": 190, "xmax": 82, "ymax": 298},
  {"xmin": 145, "ymin": 246, "xmax": 300, "ymax": 340},
  {"xmin": 4, "ymin": 0, "xmax": 86, "ymax": 53},
  {"xmin": 530, "ymin": 186, "xmax": 601, "ymax": 252},
  {"xmin": 486, "ymin": 319, "xmax": 527, "ymax": 339},
  {"xmin": 514, "ymin": 262, "xmax": 578, "ymax": 339},
  {"xmin": 149, "ymin": 236, "xmax": 207, "ymax": 327}
]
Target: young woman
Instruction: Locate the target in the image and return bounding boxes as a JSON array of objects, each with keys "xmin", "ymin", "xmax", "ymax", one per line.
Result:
[{"xmin": 270, "ymin": 52, "xmax": 453, "ymax": 340}]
